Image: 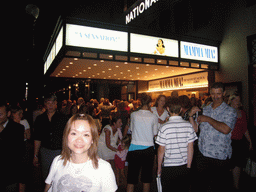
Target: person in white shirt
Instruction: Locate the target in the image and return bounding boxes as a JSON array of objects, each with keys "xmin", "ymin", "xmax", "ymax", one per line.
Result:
[
  {"xmin": 44, "ymin": 113, "xmax": 117, "ymax": 192},
  {"xmin": 127, "ymin": 93, "xmax": 158, "ymax": 192},
  {"xmin": 151, "ymin": 95, "xmax": 169, "ymax": 130},
  {"xmin": 156, "ymin": 97, "xmax": 197, "ymax": 192}
]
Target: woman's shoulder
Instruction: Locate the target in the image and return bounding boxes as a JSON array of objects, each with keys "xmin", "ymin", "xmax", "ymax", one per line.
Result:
[{"xmin": 98, "ymin": 158, "xmax": 112, "ymax": 169}]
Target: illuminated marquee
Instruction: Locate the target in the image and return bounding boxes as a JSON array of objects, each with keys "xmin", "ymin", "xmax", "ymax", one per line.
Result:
[
  {"xmin": 66, "ymin": 24, "xmax": 128, "ymax": 52},
  {"xmin": 148, "ymin": 72, "xmax": 208, "ymax": 92},
  {"xmin": 180, "ymin": 41, "xmax": 218, "ymax": 63},
  {"xmin": 126, "ymin": 0, "xmax": 160, "ymax": 24}
]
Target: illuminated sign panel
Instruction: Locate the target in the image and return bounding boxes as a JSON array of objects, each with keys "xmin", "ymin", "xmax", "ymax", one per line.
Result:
[
  {"xmin": 66, "ymin": 24, "xmax": 128, "ymax": 52},
  {"xmin": 126, "ymin": 0, "xmax": 160, "ymax": 24},
  {"xmin": 148, "ymin": 72, "xmax": 208, "ymax": 91},
  {"xmin": 130, "ymin": 33, "xmax": 178, "ymax": 57},
  {"xmin": 180, "ymin": 41, "xmax": 218, "ymax": 63},
  {"xmin": 44, "ymin": 27, "xmax": 63, "ymax": 74}
]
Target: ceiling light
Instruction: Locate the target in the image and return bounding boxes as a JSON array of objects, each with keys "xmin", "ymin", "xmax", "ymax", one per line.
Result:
[
  {"xmin": 155, "ymin": 68, "xmax": 158, "ymax": 70},
  {"xmin": 136, "ymin": 67, "xmax": 139, "ymax": 69},
  {"xmin": 60, "ymin": 71, "xmax": 63, "ymax": 73},
  {"xmin": 127, "ymin": 70, "xmax": 131, "ymax": 72},
  {"xmin": 97, "ymin": 73, "xmax": 100, "ymax": 75},
  {"xmin": 66, "ymin": 65, "xmax": 69, "ymax": 68},
  {"xmin": 145, "ymin": 71, "xmax": 148, "ymax": 73},
  {"xmin": 137, "ymin": 73, "xmax": 140, "ymax": 75},
  {"xmin": 108, "ymin": 68, "xmax": 112, "ymax": 70},
  {"xmin": 116, "ymin": 65, "xmax": 119, "ymax": 68},
  {"xmin": 124, "ymin": 62, "xmax": 128, "ymax": 64},
  {"xmin": 88, "ymin": 67, "xmax": 91, "ymax": 69},
  {"xmin": 69, "ymin": 62, "xmax": 73, "ymax": 65},
  {"xmin": 130, "ymin": 75, "xmax": 132, "ymax": 77},
  {"xmin": 109, "ymin": 55, "xmax": 113, "ymax": 58},
  {"xmin": 146, "ymin": 64, "xmax": 150, "ymax": 66},
  {"xmin": 75, "ymin": 74, "xmax": 78, "ymax": 76},
  {"xmin": 62, "ymin": 69, "xmax": 66, "ymax": 71},
  {"xmin": 74, "ymin": 58, "xmax": 78, "ymax": 60},
  {"xmin": 79, "ymin": 72, "xmax": 82, "ymax": 74},
  {"xmin": 120, "ymin": 72, "xmax": 123, "ymax": 74},
  {"xmin": 114, "ymin": 74, "xmax": 116, "ymax": 76},
  {"xmin": 83, "ymin": 70, "xmax": 86, "ymax": 72},
  {"xmin": 93, "ymin": 63, "xmax": 97, "ymax": 66},
  {"xmin": 102, "ymin": 71, "xmax": 105, "ymax": 73},
  {"xmin": 100, "ymin": 60, "xmax": 104, "ymax": 62}
]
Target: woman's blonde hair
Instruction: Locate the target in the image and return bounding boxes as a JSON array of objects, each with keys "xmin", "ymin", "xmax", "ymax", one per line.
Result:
[{"xmin": 61, "ymin": 113, "xmax": 99, "ymax": 169}]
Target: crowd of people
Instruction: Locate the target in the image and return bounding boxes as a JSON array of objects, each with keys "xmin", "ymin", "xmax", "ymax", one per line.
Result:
[{"xmin": 0, "ymin": 82, "xmax": 254, "ymax": 192}]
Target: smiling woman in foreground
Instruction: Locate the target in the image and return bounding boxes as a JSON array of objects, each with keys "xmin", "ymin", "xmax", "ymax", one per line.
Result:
[{"xmin": 44, "ymin": 113, "xmax": 117, "ymax": 192}]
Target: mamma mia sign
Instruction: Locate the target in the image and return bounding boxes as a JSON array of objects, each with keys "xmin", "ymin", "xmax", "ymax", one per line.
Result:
[
  {"xmin": 180, "ymin": 41, "xmax": 218, "ymax": 63},
  {"xmin": 126, "ymin": 0, "xmax": 160, "ymax": 24}
]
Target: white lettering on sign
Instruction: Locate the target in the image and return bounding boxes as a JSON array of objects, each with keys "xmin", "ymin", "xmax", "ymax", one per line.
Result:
[
  {"xmin": 180, "ymin": 41, "xmax": 218, "ymax": 63},
  {"xmin": 126, "ymin": 0, "xmax": 159, "ymax": 24}
]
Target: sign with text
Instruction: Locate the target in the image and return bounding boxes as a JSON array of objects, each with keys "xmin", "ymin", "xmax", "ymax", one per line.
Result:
[
  {"xmin": 149, "ymin": 72, "xmax": 208, "ymax": 91},
  {"xmin": 125, "ymin": 0, "xmax": 160, "ymax": 24},
  {"xmin": 180, "ymin": 41, "xmax": 218, "ymax": 63},
  {"xmin": 66, "ymin": 24, "xmax": 128, "ymax": 52},
  {"xmin": 130, "ymin": 33, "xmax": 179, "ymax": 57}
]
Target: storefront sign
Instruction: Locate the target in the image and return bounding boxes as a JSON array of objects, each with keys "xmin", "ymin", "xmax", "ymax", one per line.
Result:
[
  {"xmin": 180, "ymin": 41, "xmax": 218, "ymax": 63},
  {"xmin": 66, "ymin": 24, "xmax": 128, "ymax": 52},
  {"xmin": 130, "ymin": 33, "xmax": 178, "ymax": 57},
  {"xmin": 126, "ymin": 0, "xmax": 160, "ymax": 24},
  {"xmin": 148, "ymin": 72, "xmax": 208, "ymax": 91}
]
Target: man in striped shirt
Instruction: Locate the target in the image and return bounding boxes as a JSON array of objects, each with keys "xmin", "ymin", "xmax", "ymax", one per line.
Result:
[{"xmin": 156, "ymin": 97, "xmax": 197, "ymax": 192}]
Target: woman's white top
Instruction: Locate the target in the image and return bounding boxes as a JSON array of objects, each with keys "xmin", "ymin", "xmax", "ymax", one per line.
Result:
[
  {"xmin": 98, "ymin": 125, "xmax": 118, "ymax": 160},
  {"xmin": 151, "ymin": 106, "xmax": 169, "ymax": 130},
  {"xmin": 45, "ymin": 155, "xmax": 117, "ymax": 192},
  {"xmin": 130, "ymin": 110, "xmax": 158, "ymax": 146}
]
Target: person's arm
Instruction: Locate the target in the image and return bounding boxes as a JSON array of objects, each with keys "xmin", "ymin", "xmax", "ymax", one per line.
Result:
[
  {"xmin": 188, "ymin": 106, "xmax": 201, "ymax": 132},
  {"xmin": 244, "ymin": 130, "xmax": 253, "ymax": 150},
  {"xmin": 105, "ymin": 129, "xmax": 118, "ymax": 152},
  {"xmin": 44, "ymin": 184, "xmax": 51, "ymax": 192},
  {"xmin": 197, "ymin": 115, "xmax": 231, "ymax": 134},
  {"xmin": 157, "ymin": 145, "xmax": 165, "ymax": 176},
  {"xmin": 187, "ymin": 142, "xmax": 194, "ymax": 168},
  {"xmin": 33, "ymin": 140, "xmax": 41, "ymax": 167}
]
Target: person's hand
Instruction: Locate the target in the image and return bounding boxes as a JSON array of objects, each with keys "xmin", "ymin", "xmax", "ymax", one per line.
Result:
[
  {"xmin": 157, "ymin": 167, "xmax": 162, "ymax": 176},
  {"xmin": 189, "ymin": 106, "xmax": 201, "ymax": 117},
  {"xmin": 158, "ymin": 118, "xmax": 165, "ymax": 124}
]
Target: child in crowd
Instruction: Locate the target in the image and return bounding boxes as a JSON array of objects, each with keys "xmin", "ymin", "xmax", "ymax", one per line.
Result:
[
  {"xmin": 156, "ymin": 97, "xmax": 197, "ymax": 192},
  {"xmin": 115, "ymin": 128, "xmax": 130, "ymax": 186}
]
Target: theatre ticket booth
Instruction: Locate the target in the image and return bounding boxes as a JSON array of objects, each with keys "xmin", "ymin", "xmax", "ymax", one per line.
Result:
[{"xmin": 43, "ymin": 17, "xmax": 219, "ymax": 102}]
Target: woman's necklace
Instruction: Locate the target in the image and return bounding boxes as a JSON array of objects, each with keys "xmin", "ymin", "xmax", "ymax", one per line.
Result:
[{"xmin": 70, "ymin": 160, "xmax": 88, "ymax": 175}]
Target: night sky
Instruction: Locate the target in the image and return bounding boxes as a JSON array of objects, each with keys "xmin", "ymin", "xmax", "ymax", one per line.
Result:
[{"xmin": 2, "ymin": 0, "xmax": 254, "ymax": 102}]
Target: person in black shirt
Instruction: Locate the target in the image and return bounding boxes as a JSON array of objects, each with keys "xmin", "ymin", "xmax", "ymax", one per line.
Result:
[
  {"xmin": 0, "ymin": 101, "xmax": 25, "ymax": 192},
  {"xmin": 33, "ymin": 94, "xmax": 68, "ymax": 180}
]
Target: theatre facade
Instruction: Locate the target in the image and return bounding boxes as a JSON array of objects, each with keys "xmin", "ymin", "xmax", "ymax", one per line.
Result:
[{"xmin": 43, "ymin": 16, "xmax": 219, "ymax": 101}]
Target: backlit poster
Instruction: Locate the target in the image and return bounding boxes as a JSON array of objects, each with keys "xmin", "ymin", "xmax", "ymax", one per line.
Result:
[
  {"xmin": 130, "ymin": 33, "xmax": 179, "ymax": 57},
  {"xmin": 66, "ymin": 24, "xmax": 128, "ymax": 52}
]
